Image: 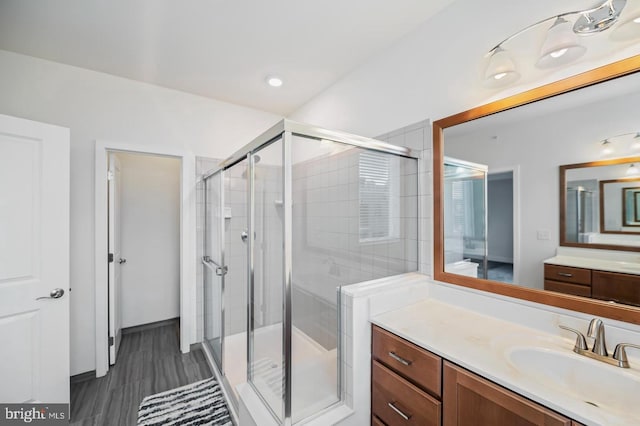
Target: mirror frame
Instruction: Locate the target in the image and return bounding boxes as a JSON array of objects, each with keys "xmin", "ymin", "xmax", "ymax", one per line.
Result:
[
  {"xmin": 561, "ymin": 158, "xmax": 640, "ymax": 246},
  {"xmin": 433, "ymin": 55, "xmax": 640, "ymax": 325}
]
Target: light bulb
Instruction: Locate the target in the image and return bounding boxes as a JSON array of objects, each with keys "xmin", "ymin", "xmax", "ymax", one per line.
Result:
[
  {"xmin": 634, "ymin": 17, "xmax": 640, "ymax": 24},
  {"xmin": 494, "ymin": 72, "xmax": 508, "ymax": 80},
  {"xmin": 550, "ymin": 48, "xmax": 569, "ymax": 58},
  {"xmin": 266, "ymin": 76, "xmax": 283, "ymax": 87}
]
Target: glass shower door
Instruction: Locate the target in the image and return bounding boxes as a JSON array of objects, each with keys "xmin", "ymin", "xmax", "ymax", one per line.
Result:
[
  {"xmin": 222, "ymin": 159, "xmax": 249, "ymax": 399},
  {"xmin": 249, "ymin": 139, "xmax": 285, "ymax": 421},
  {"xmin": 443, "ymin": 159, "xmax": 488, "ymax": 279},
  {"xmin": 203, "ymin": 171, "xmax": 224, "ymax": 368}
]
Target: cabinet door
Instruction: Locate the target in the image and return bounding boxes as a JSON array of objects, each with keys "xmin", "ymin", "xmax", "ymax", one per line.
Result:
[
  {"xmin": 592, "ymin": 270, "xmax": 640, "ymax": 306},
  {"xmin": 443, "ymin": 362, "xmax": 571, "ymax": 426}
]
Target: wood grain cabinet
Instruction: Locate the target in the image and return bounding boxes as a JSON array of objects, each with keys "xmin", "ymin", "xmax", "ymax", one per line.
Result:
[
  {"xmin": 544, "ymin": 263, "xmax": 640, "ymax": 306},
  {"xmin": 371, "ymin": 325, "xmax": 442, "ymax": 425},
  {"xmin": 443, "ymin": 362, "xmax": 572, "ymax": 426},
  {"xmin": 372, "ymin": 325, "xmax": 587, "ymax": 426},
  {"xmin": 544, "ymin": 264, "xmax": 592, "ymax": 297}
]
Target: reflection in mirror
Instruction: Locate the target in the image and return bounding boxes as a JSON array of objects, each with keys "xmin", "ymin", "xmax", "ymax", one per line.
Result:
[
  {"xmin": 622, "ymin": 184, "xmax": 640, "ymax": 226},
  {"xmin": 443, "ymin": 158, "xmax": 487, "ymax": 279},
  {"xmin": 441, "ymin": 67, "xmax": 640, "ymax": 297},
  {"xmin": 563, "ymin": 159, "xmax": 640, "ymax": 245}
]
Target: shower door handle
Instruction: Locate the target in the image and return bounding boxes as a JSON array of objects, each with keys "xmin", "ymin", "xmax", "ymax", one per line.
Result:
[
  {"xmin": 241, "ymin": 230, "xmax": 248, "ymax": 242},
  {"xmin": 202, "ymin": 256, "xmax": 227, "ymax": 276}
]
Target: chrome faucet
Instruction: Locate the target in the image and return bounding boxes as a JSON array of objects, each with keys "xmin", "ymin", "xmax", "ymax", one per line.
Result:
[
  {"xmin": 559, "ymin": 318, "xmax": 638, "ymax": 368},
  {"xmin": 587, "ymin": 318, "xmax": 608, "ymax": 356}
]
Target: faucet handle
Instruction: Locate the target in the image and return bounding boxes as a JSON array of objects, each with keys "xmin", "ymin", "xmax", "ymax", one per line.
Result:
[
  {"xmin": 559, "ymin": 325, "xmax": 588, "ymax": 352},
  {"xmin": 613, "ymin": 343, "xmax": 640, "ymax": 368}
]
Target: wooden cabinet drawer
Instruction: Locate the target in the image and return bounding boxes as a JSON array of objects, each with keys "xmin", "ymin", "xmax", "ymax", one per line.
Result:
[
  {"xmin": 372, "ymin": 361, "xmax": 441, "ymax": 426},
  {"xmin": 544, "ymin": 280, "xmax": 591, "ymax": 297},
  {"xmin": 372, "ymin": 325, "xmax": 442, "ymax": 397},
  {"xmin": 592, "ymin": 270, "xmax": 640, "ymax": 306},
  {"xmin": 544, "ymin": 264, "xmax": 591, "ymax": 285}
]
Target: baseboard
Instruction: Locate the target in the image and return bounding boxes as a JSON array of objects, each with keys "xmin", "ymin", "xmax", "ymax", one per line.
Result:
[
  {"xmin": 70, "ymin": 370, "xmax": 97, "ymax": 384},
  {"xmin": 122, "ymin": 317, "xmax": 179, "ymax": 335}
]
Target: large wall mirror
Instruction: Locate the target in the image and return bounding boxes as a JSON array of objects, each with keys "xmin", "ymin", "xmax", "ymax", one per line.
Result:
[{"xmin": 433, "ymin": 56, "xmax": 640, "ymax": 324}]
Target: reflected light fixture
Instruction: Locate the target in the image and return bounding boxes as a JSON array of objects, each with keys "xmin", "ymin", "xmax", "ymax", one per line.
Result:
[
  {"xmin": 536, "ymin": 17, "xmax": 586, "ymax": 69},
  {"xmin": 627, "ymin": 163, "xmax": 640, "ymax": 176},
  {"xmin": 632, "ymin": 132, "xmax": 640, "ymax": 150},
  {"xmin": 601, "ymin": 139, "xmax": 614, "ymax": 155}
]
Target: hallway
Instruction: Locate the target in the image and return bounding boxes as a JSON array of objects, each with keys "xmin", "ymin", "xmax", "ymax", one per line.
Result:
[{"xmin": 70, "ymin": 321, "xmax": 212, "ymax": 425}]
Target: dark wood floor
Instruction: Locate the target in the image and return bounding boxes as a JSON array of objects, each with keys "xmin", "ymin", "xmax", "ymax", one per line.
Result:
[{"xmin": 70, "ymin": 321, "xmax": 212, "ymax": 426}]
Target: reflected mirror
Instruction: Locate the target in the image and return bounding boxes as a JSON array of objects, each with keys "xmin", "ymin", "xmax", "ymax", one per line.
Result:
[
  {"xmin": 562, "ymin": 159, "xmax": 640, "ymax": 244},
  {"xmin": 434, "ymin": 56, "xmax": 640, "ymax": 321}
]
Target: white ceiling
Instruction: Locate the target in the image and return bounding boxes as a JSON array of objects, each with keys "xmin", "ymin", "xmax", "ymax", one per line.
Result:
[{"xmin": 0, "ymin": 0, "xmax": 456, "ymax": 115}]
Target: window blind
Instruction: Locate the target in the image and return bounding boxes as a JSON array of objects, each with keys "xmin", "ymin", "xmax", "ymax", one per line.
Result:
[{"xmin": 359, "ymin": 151, "xmax": 396, "ymax": 241}]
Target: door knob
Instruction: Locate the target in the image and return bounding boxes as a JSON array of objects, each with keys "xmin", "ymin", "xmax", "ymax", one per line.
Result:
[
  {"xmin": 36, "ymin": 288, "xmax": 65, "ymax": 300},
  {"xmin": 119, "ymin": 258, "xmax": 127, "ymax": 264},
  {"xmin": 241, "ymin": 231, "xmax": 248, "ymax": 242}
]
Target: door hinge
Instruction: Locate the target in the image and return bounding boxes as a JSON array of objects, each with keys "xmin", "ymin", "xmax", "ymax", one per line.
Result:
[
  {"xmin": 108, "ymin": 253, "xmax": 114, "ymax": 263},
  {"xmin": 109, "ymin": 336, "xmax": 114, "ymax": 346}
]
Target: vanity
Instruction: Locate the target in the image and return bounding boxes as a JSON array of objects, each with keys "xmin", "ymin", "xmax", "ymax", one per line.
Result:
[
  {"xmin": 364, "ymin": 56, "xmax": 640, "ymax": 426},
  {"xmin": 544, "ymin": 255, "xmax": 640, "ymax": 306},
  {"xmin": 369, "ymin": 298, "xmax": 640, "ymax": 426}
]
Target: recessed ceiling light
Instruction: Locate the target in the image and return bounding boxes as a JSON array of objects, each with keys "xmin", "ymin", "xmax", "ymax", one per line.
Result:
[{"xmin": 266, "ymin": 76, "xmax": 283, "ymax": 87}]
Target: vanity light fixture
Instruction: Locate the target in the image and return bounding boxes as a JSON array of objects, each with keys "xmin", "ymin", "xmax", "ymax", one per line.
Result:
[
  {"xmin": 484, "ymin": 47, "xmax": 520, "ymax": 87},
  {"xmin": 536, "ymin": 17, "xmax": 587, "ymax": 69},
  {"xmin": 482, "ymin": 0, "xmax": 627, "ymax": 87},
  {"xmin": 574, "ymin": 0, "xmax": 627, "ymax": 34}
]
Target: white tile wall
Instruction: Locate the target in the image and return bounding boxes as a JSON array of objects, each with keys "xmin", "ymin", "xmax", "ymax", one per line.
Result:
[{"xmin": 377, "ymin": 119, "xmax": 432, "ymax": 276}]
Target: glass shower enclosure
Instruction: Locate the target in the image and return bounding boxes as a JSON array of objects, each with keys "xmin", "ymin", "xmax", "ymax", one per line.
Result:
[
  {"xmin": 201, "ymin": 120, "xmax": 418, "ymax": 424},
  {"xmin": 443, "ymin": 157, "xmax": 488, "ymax": 279}
]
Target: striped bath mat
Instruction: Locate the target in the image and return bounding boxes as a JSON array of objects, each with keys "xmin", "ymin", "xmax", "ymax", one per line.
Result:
[{"xmin": 137, "ymin": 377, "xmax": 232, "ymax": 426}]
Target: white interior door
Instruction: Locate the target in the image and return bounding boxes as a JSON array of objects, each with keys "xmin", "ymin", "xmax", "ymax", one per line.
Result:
[
  {"xmin": 0, "ymin": 114, "xmax": 70, "ymax": 403},
  {"xmin": 108, "ymin": 153, "xmax": 123, "ymax": 365}
]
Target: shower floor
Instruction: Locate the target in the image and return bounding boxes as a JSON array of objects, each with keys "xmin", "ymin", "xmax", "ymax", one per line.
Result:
[{"xmin": 223, "ymin": 324, "xmax": 338, "ymax": 422}]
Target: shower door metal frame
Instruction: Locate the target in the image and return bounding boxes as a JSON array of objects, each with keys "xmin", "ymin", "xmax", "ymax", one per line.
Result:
[
  {"xmin": 201, "ymin": 119, "xmax": 419, "ymax": 425},
  {"xmin": 202, "ymin": 169, "xmax": 226, "ymax": 373}
]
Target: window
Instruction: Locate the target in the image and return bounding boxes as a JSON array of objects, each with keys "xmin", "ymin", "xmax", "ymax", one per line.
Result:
[{"xmin": 359, "ymin": 151, "xmax": 400, "ymax": 242}]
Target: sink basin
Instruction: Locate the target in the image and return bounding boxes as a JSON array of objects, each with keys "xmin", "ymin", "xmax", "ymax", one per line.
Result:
[{"xmin": 506, "ymin": 347, "xmax": 640, "ymax": 417}]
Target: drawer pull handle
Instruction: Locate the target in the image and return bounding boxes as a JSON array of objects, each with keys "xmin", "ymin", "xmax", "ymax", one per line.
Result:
[
  {"xmin": 558, "ymin": 272, "xmax": 573, "ymax": 277},
  {"xmin": 388, "ymin": 351, "xmax": 412, "ymax": 366},
  {"xmin": 388, "ymin": 401, "xmax": 412, "ymax": 420}
]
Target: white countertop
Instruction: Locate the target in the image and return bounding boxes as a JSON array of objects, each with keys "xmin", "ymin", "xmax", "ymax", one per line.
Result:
[
  {"xmin": 371, "ymin": 299, "xmax": 640, "ymax": 426},
  {"xmin": 545, "ymin": 255, "xmax": 640, "ymax": 275}
]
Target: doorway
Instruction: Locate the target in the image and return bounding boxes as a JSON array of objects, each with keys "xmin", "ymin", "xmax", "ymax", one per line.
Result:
[
  {"xmin": 107, "ymin": 152, "xmax": 181, "ymax": 365},
  {"xmin": 94, "ymin": 141, "xmax": 196, "ymax": 377},
  {"xmin": 486, "ymin": 170, "xmax": 515, "ymax": 283}
]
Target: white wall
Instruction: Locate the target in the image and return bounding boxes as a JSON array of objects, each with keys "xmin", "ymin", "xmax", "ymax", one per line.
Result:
[
  {"xmin": 488, "ymin": 175, "xmax": 514, "ymax": 263},
  {"xmin": 0, "ymin": 50, "xmax": 281, "ymax": 375},
  {"xmin": 118, "ymin": 153, "xmax": 181, "ymax": 328},
  {"xmin": 289, "ymin": 0, "xmax": 640, "ymax": 138}
]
